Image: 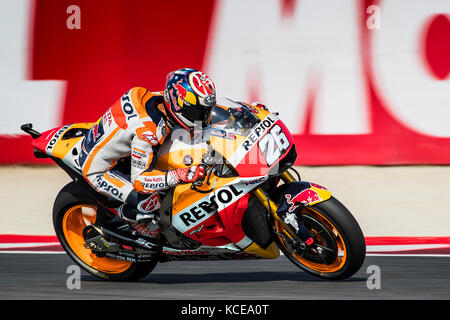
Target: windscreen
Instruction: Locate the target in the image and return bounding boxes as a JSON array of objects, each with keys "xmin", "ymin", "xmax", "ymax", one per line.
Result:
[{"xmin": 209, "ymin": 98, "xmax": 261, "ymax": 137}]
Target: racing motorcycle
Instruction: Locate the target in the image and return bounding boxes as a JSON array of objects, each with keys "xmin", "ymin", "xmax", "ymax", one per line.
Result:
[{"xmin": 21, "ymin": 98, "xmax": 365, "ymax": 281}]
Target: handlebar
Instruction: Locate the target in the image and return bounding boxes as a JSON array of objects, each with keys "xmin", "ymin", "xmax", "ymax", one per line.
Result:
[
  {"xmin": 190, "ymin": 163, "xmax": 217, "ymax": 193},
  {"xmin": 189, "ymin": 141, "xmax": 220, "ymax": 193},
  {"xmin": 188, "ymin": 140, "xmax": 237, "ymax": 194}
]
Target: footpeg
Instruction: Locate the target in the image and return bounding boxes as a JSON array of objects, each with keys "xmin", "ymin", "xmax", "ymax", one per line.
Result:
[
  {"xmin": 100, "ymin": 225, "xmax": 161, "ymax": 252},
  {"xmin": 82, "ymin": 225, "xmax": 159, "ymax": 261},
  {"xmin": 83, "ymin": 225, "xmax": 121, "ymax": 256}
]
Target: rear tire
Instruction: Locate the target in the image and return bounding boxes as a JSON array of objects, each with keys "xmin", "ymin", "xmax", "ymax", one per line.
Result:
[
  {"xmin": 274, "ymin": 196, "xmax": 366, "ymax": 280},
  {"xmin": 53, "ymin": 181, "xmax": 157, "ymax": 281}
]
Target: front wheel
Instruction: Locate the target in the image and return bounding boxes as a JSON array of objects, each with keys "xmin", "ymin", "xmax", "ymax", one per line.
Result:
[{"xmin": 274, "ymin": 196, "xmax": 366, "ymax": 280}]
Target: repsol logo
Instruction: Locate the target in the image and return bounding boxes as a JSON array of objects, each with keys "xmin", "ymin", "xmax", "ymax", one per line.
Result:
[
  {"xmin": 242, "ymin": 115, "xmax": 276, "ymax": 151},
  {"xmin": 121, "ymin": 91, "xmax": 138, "ymax": 121},
  {"xmin": 179, "ymin": 185, "xmax": 243, "ymax": 227},
  {"xmin": 142, "ymin": 182, "xmax": 166, "ymax": 190},
  {"xmin": 95, "ymin": 175, "xmax": 124, "ymax": 200},
  {"xmin": 46, "ymin": 125, "xmax": 71, "ymax": 151}
]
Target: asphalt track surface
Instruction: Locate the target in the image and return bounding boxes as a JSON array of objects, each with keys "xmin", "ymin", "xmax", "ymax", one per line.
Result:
[{"xmin": 0, "ymin": 253, "xmax": 449, "ymax": 300}]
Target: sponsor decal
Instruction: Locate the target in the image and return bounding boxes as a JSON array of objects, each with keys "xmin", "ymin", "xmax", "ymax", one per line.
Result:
[
  {"xmin": 177, "ymin": 184, "xmax": 244, "ymax": 228},
  {"xmin": 258, "ymin": 123, "xmax": 291, "ymax": 167},
  {"xmin": 140, "ymin": 181, "xmax": 166, "ymax": 190},
  {"xmin": 121, "ymin": 91, "xmax": 138, "ymax": 121},
  {"xmin": 46, "ymin": 125, "xmax": 71, "ymax": 151},
  {"xmin": 102, "ymin": 108, "xmax": 113, "ymax": 127},
  {"xmin": 138, "ymin": 176, "xmax": 166, "ymax": 190},
  {"xmin": 156, "ymin": 118, "xmax": 169, "ymax": 140},
  {"xmin": 210, "ymin": 128, "xmax": 236, "ymax": 140},
  {"xmin": 163, "ymin": 249, "xmax": 212, "ymax": 256},
  {"xmin": 141, "ymin": 176, "xmax": 165, "ymax": 183},
  {"xmin": 242, "ymin": 114, "xmax": 277, "ymax": 151},
  {"xmin": 310, "ymin": 182, "xmax": 327, "ymax": 190},
  {"xmin": 135, "ymin": 238, "xmax": 156, "ymax": 250},
  {"xmin": 90, "ymin": 121, "xmax": 104, "ymax": 143},
  {"xmin": 163, "ymin": 90, "xmax": 171, "ymax": 107},
  {"xmin": 132, "ymin": 148, "xmax": 146, "ymax": 159},
  {"xmin": 78, "ymin": 122, "xmax": 104, "ymax": 162},
  {"xmin": 131, "ymin": 158, "xmax": 147, "ymax": 171},
  {"xmin": 283, "ymin": 211, "xmax": 299, "ymax": 232},
  {"xmin": 137, "ymin": 192, "xmax": 161, "ymax": 212},
  {"xmin": 285, "ymin": 188, "xmax": 321, "ymax": 212},
  {"xmin": 131, "ymin": 148, "xmax": 149, "ymax": 170},
  {"xmin": 94, "ymin": 174, "xmax": 124, "ymax": 200},
  {"xmin": 172, "ymin": 79, "xmax": 187, "ymax": 101},
  {"xmin": 169, "ymin": 88, "xmax": 180, "ymax": 111},
  {"xmin": 244, "ymin": 177, "xmax": 267, "ymax": 185},
  {"xmin": 189, "ymin": 71, "xmax": 215, "ymax": 97},
  {"xmin": 189, "ymin": 224, "xmax": 205, "ymax": 236},
  {"xmin": 163, "ymin": 244, "xmax": 238, "ymax": 256}
]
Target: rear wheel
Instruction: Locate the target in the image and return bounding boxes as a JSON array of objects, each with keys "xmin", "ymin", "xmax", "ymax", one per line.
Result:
[
  {"xmin": 53, "ymin": 182, "xmax": 157, "ymax": 281},
  {"xmin": 274, "ymin": 197, "xmax": 366, "ymax": 280}
]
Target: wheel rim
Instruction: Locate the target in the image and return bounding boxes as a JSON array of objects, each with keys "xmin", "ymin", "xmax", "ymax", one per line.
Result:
[
  {"xmin": 275, "ymin": 207, "xmax": 347, "ymax": 274},
  {"xmin": 62, "ymin": 204, "xmax": 132, "ymax": 274}
]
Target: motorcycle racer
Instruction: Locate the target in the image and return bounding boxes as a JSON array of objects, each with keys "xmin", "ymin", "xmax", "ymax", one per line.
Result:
[
  {"xmin": 79, "ymin": 68, "xmax": 215, "ymax": 234},
  {"xmin": 22, "ymin": 67, "xmax": 366, "ymax": 280}
]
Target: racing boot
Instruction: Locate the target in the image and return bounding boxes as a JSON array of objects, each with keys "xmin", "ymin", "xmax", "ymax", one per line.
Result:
[
  {"xmin": 117, "ymin": 204, "xmax": 161, "ymax": 238},
  {"xmin": 118, "ymin": 192, "xmax": 162, "ymax": 239}
]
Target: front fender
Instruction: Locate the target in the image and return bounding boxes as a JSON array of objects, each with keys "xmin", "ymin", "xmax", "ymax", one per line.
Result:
[{"xmin": 276, "ymin": 181, "xmax": 332, "ymax": 214}]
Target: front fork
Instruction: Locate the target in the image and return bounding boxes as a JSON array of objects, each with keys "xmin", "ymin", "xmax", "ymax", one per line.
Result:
[{"xmin": 251, "ymin": 171, "xmax": 314, "ymax": 246}]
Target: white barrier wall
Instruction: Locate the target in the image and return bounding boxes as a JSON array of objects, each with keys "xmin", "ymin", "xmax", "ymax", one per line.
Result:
[{"xmin": 1, "ymin": 0, "xmax": 449, "ymax": 164}]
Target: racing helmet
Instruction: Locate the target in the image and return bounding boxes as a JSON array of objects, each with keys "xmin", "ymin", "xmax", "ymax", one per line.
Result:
[{"xmin": 163, "ymin": 68, "xmax": 216, "ymax": 131}]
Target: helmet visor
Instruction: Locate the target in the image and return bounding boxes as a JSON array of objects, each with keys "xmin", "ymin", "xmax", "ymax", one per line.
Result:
[{"xmin": 181, "ymin": 104, "xmax": 213, "ymax": 128}]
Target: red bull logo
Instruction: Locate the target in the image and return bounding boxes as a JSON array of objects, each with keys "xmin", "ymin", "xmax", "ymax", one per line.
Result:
[
  {"xmin": 92, "ymin": 123, "xmax": 100, "ymax": 140},
  {"xmin": 90, "ymin": 121, "xmax": 104, "ymax": 143},
  {"xmin": 172, "ymin": 80, "xmax": 188, "ymax": 101},
  {"xmin": 285, "ymin": 189, "xmax": 321, "ymax": 212},
  {"xmin": 168, "ymin": 89, "xmax": 181, "ymax": 111}
]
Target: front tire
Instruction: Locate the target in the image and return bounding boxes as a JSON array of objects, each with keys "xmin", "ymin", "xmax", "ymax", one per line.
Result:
[
  {"xmin": 53, "ymin": 181, "xmax": 157, "ymax": 281},
  {"xmin": 274, "ymin": 196, "xmax": 366, "ymax": 280}
]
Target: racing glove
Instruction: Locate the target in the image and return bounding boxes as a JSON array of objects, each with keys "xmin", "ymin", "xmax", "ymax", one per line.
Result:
[{"xmin": 166, "ymin": 165, "xmax": 206, "ymax": 187}]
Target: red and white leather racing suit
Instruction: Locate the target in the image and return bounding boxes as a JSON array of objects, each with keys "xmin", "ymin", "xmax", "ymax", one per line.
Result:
[{"xmin": 78, "ymin": 87, "xmax": 176, "ymax": 214}]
